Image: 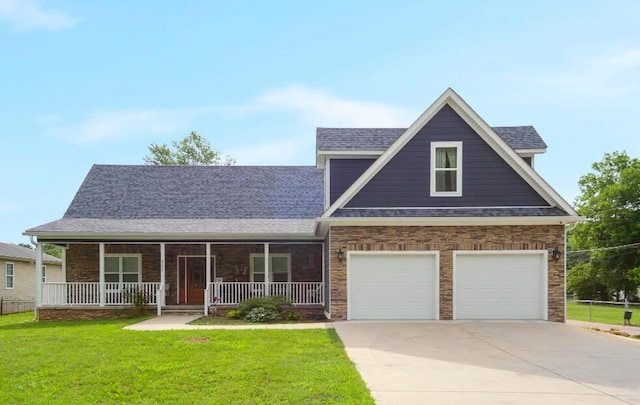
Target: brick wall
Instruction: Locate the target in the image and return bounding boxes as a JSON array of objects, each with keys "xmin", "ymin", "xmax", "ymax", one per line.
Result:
[
  {"xmin": 329, "ymin": 225, "xmax": 565, "ymax": 322},
  {"xmin": 66, "ymin": 243, "xmax": 323, "ymax": 305}
]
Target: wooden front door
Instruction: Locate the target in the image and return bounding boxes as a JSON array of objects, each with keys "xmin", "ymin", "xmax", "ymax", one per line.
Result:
[{"xmin": 178, "ymin": 256, "xmax": 209, "ymax": 304}]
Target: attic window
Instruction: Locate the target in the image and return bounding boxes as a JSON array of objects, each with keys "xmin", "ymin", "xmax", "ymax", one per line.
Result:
[{"xmin": 430, "ymin": 141, "xmax": 462, "ymax": 197}]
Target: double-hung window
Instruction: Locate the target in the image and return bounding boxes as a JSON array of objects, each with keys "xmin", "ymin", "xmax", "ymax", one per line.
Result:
[
  {"xmin": 431, "ymin": 141, "xmax": 462, "ymax": 197},
  {"xmin": 250, "ymin": 254, "xmax": 291, "ymax": 282},
  {"xmin": 5, "ymin": 263, "xmax": 14, "ymax": 289},
  {"xmin": 105, "ymin": 254, "xmax": 141, "ymax": 285}
]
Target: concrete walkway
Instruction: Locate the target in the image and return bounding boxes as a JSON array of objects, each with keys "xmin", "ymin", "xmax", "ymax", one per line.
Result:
[{"xmin": 123, "ymin": 315, "xmax": 334, "ymax": 331}]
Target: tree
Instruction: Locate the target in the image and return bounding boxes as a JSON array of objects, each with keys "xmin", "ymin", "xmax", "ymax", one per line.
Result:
[
  {"xmin": 18, "ymin": 243, "xmax": 62, "ymax": 259},
  {"xmin": 568, "ymin": 151, "xmax": 640, "ymax": 300},
  {"xmin": 143, "ymin": 131, "xmax": 235, "ymax": 166}
]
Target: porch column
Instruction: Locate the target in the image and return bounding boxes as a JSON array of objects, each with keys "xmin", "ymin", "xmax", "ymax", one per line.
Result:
[
  {"xmin": 99, "ymin": 243, "xmax": 105, "ymax": 307},
  {"xmin": 205, "ymin": 243, "xmax": 212, "ymax": 287},
  {"xmin": 264, "ymin": 243, "xmax": 270, "ymax": 296},
  {"xmin": 61, "ymin": 246, "xmax": 67, "ymax": 282},
  {"xmin": 160, "ymin": 243, "xmax": 166, "ymax": 306},
  {"xmin": 205, "ymin": 243, "xmax": 212, "ymax": 315},
  {"xmin": 35, "ymin": 242, "xmax": 43, "ymax": 308}
]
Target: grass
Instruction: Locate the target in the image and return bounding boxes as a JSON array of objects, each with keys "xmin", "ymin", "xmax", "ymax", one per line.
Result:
[
  {"xmin": 567, "ymin": 301, "xmax": 638, "ymax": 325},
  {"xmin": 0, "ymin": 313, "xmax": 373, "ymax": 404}
]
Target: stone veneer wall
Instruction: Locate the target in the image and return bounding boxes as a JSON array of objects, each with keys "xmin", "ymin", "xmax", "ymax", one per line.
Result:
[{"xmin": 329, "ymin": 225, "xmax": 565, "ymax": 322}]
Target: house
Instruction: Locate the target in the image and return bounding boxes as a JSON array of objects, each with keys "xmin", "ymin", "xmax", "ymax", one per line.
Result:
[
  {"xmin": 0, "ymin": 242, "xmax": 63, "ymax": 304},
  {"xmin": 25, "ymin": 88, "xmax": 580, "ymax": 321}
]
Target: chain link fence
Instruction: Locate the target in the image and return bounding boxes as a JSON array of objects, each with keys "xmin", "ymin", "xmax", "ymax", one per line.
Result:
[{"xmin": 0, "ymin": 298, "xmax": 35, "ymax": 315}]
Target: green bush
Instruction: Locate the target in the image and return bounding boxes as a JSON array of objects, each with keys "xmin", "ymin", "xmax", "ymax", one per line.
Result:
[
  {"xmin": 237, "ymin": 295, "xmax": 291, "ymax": 317},
  {"xmin": 226, "ymin": 310, "xmax": 241, "ymax": 319},
  {"xmin": 123, "ymin": 287, "xmax": 150, "ymax": 316},
  {"xmin": 281, "ymin": 310, "xmax": 302, "ymax": 321},
  {"xmin": 245, "ymin": 307, "xmax": 279, "ymax": 323}
]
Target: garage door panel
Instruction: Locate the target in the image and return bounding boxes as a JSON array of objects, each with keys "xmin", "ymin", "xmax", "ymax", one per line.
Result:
[
  {"xmin": 455, "ymin": 252, "xmax": 546, "ymax": 320},
  {"xmin": 349, "ymin": 253, "xmax": 438, "ymax": 320}
]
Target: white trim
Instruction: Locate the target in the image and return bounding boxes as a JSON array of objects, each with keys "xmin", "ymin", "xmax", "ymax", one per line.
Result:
[
  {"xmin": 324, "ymin": 157, "xmax": 330, "ymax": 209},
  {"xmin": 515, "ymin": 148, "xmax": 546, "ymax": 154},
  {"xmin": 42, "ymin": 265, "xmax": 47, "ymax": 283},
  {"xmin": 104, "ymin": 253, "xmax": 142, "ymax": 283},
  {"xmin": 430, "ymin": 141, "xmax": 462, "ymax": 197},
  {"xmin": 160, "ymin": 243, "xmax": 165, "ymax": 308},
  {"xmin": 346, "ymin": 250, "xmax": 440, "ymax": 320},
  {"xmin": 331, "ymin": 205, "xmax": 555, "ymax": 210},
  {"xmin": 316, "ymin": 150, "xmax": 382, "ymax": 168},
  {"xmin": 452, "ymin": 250, "xmax": 548, "ymax": 320},
  {"xmin": 5, "ymin": 262, "xmax": 14, "ymax": 289},
  {"xmin": 99, "ymin": 243, "xmax": 105, "ymax": 306},
  {"xmin": 322, "ymin": 88, "xmax": 579, "ymax": 218},
  {"xmin": 61, "ymin": 247, "xmax": 67, "ymax": 282},
  {"xmin": 249, "ymin": 252, "xmax": 291, "ymax": 283},
  {"xmin": 35, "ymin": 243, "xmax": 42, "ymax": 306},
  {"xmin": 317, "ymin": 215, "xmax": 580, "ymax": 226},
  {"xmin": 25, "ymin": 232, "xmax": 321, "ymax": 241}
]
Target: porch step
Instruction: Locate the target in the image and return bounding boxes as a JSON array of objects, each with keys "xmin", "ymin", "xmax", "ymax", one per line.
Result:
[{"xmin": 161, "ymin": 305, "xmax": 204, "ymax": 316}]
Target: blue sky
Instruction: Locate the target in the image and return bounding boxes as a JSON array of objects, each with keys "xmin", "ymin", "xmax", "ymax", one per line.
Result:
[{"xmin": 1, "ymin": 0, "xmax": 639, "ymax": 245}]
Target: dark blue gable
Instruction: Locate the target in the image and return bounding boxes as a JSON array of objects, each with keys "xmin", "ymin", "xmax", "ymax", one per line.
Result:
[
  {"xmin": 345, "ymin": 104, "xmax": 550, "ymax": 208},
  {"xmin": 329, "ymin": 159, "xmax": 376, "ymax": 205}
]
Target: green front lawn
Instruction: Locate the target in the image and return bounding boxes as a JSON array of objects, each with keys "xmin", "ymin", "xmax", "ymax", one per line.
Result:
[
  {"xmin": 0, "ymin": 313, "xmax": 373, "ymax": 404},
  {"xmin": 567, "ymin": 301, "xmax": 637, "ymax": 325}
]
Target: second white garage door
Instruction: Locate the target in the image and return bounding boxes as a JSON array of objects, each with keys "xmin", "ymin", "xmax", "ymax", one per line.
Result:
[
  {"xmin": 348, "ymin": 252, "xmax": 439, "ymax": 320},
  {"xmin": 454, "ymin": 251, "xmax": 547, "ymax": 320}
]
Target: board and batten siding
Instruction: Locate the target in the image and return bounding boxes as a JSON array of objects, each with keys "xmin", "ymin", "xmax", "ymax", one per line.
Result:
[
  {"xmin": 329, "ymin": 158, "xmax": 376, "ymax": 205},
  {"xmin": 344, "ymin": 104, "xmax": 549, "ymax": 208}
]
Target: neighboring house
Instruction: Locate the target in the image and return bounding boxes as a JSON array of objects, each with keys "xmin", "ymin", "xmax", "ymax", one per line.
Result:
[
  {"xmin": 0, "ymin": 242, "xmax": 63, "ymax": 301},
  {"xmin": 25, "ymin": 88, "xmax": 580, "ymax": 321}
]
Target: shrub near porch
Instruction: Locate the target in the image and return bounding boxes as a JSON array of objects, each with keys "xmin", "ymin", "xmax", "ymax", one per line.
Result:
[{"xmin": 0, "ymin": 313, "xmax": 372, "ymax": 404}]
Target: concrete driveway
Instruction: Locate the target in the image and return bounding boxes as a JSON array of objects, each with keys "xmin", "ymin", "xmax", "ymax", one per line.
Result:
[{"xmin": 334, "ymin": 321, "xmax": 640, "ymax": 404}]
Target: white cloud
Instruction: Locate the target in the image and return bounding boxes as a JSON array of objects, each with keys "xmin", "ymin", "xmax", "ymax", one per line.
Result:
[
  {"xmin": 47, "ymin": 108, "xmax": 205, "ymax": 143},
  {"xmin": 0, "ymin": 0, "xmax": 80, "ymax": 31},
  {"xmin": 517, "ymin": 48, "xmax": 640, "ymax": 98},
  {"xmin": 228, "ymin": 136, "xmax": 312, "ymax": 165},
  {"xmin": 0, "ymin": 202, "xmax": 17, "ymax": 214},
  {"xmin": 224, "ymin": 86, "xmax": 413, "ymax": 165},
  {"xmin": 244, "ymin": 86, "xmax": 413, "ymax": 127}
]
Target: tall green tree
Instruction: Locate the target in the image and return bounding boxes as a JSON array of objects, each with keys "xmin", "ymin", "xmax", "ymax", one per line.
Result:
[
  {"xmin": 568, "ymin": 151, "xmax": 640, "ymax": 300},
  {"xmin": 18, "ymin": 243, "xmax": 63, "ymax": 259},
  {"xmin": 143, "ymin": 131, "xmax": 235, "ymax": 166}
]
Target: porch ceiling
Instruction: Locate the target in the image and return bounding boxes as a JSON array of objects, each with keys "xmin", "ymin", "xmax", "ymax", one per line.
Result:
[{"xmin": 24, "ymin": 218, "xmax": 320, "ymax": 241}]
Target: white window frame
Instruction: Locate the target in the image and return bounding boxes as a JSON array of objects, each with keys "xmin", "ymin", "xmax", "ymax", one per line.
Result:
[
  {"xmin": 104, "ymin": 254, "xmax": 142, "ymax": 285},
  {"xmin": 42, "ymin": 265, "xmax": 46, "ymax": 283},
  {"xmin": 430, "ymin": 141, "xmax": 462, "ymax": 197},
  {"xmin": 249, "ymin": 253, "xmax": 291, "ymax": 283},
  {"xmin": 5, "ymin": 262, "xmax": 14, "ymax": 289}
]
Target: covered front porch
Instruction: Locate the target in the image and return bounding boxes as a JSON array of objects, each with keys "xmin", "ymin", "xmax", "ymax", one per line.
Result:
[{"xmin": 35, "ymin": 241, "xmax": 325, "ymax": 317}]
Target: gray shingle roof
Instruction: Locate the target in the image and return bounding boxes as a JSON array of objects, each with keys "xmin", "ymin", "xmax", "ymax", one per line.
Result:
[
  {"xmin": 331, "ymin": 207, "xmax": 568, "ymax": 218},
  {"xmin": 26, "ymin": 218, "xmax": 316, "ymax": 237},
  {"xmin": 316, "ymin": 126, "xmax": 546, "ymax": 151},
  {"xmin": 0, "ymin": 242, "xmax": 62, "ymax": 264},
  {"xmin": 63, "ymin": 165, "xmax": 324, "ymax": 220}
]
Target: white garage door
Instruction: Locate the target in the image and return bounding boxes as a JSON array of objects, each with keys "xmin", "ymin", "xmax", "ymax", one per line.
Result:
[
  {"xmin": 454, "ymin": 251, "xmax": 547, "ymax": 320},
  {"xmin": 348, "ymin": 252, "xmax": 439, "ymax": 320}
]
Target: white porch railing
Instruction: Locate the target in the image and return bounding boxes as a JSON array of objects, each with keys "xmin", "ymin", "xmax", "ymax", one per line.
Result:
[
  {"xmin": 41, "ymin": 282, "xmax": 162, "ymax": 306},
  {"xmin": 210, "ymin": 282, "xmax": 324, "ymax": 306}
]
